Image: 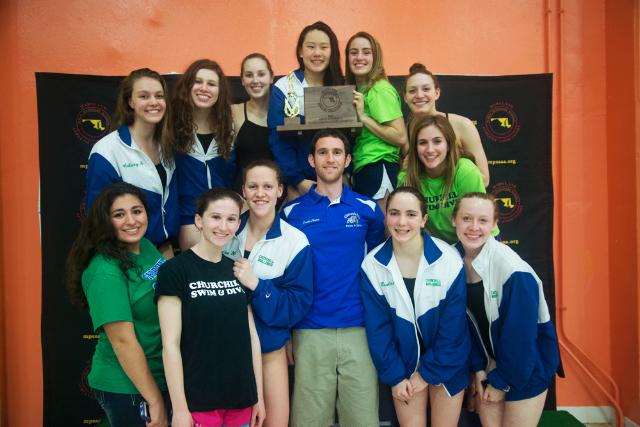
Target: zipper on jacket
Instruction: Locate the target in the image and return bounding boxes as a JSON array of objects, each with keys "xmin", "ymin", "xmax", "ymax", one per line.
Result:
[
  {"xmin": 482, "ymin": 280, "xmax": 497, "ymax": 363},
  {"xmin": 205, "ymin": 160, "xmax": 212, "ymax": 189},
  {"xmin": 157, "ymin": 163, "xmax": 169, "ymax": 239},
  {"xmin": 248, "ymin": 239, "xmax": 266, "ymax": 263},
  {"xmin": 130, "ymin": 142, "xmax": 169, "ymax": 239},
  {"xmin": 411, "ymin": 286, "xmax": 421, "ymax": 374},
  {"xmin": 466, "ymin": 308, "xmax": 490, "ymax": 370},
  {"xmin": 161, "ymin": 206, "xmax": 168, "ymax": 238}
]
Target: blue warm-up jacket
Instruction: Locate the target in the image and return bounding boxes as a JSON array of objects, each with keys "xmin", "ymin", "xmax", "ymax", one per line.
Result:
[
  {"xmin": 456, "ymin": 236, "xmax": 560, "ymax": 401},
  {"xmin": 360, "ymin": 231, "xmax": 470, "ymax": 396},
  {"xmin": 174, "ymin": 133, "xmax": 235, "ymax": 225},
  {"xmin": 85, "ymin": 126, "xmax": 178, "ymax": 245},
  {"xmin": 224, "ymin": 213, "xmax": 313, "ymax": 352}
]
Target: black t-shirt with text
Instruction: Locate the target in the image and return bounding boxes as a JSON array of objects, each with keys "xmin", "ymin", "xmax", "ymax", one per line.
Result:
[{"xmin": 155, "ymin": 250, "xmax": 257, "ymax": 411}]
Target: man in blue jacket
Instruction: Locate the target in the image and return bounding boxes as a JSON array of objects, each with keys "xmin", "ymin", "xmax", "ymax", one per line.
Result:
[{"xmin": 282, "ymin": 129, "xmax": 385, "ymax": 427}]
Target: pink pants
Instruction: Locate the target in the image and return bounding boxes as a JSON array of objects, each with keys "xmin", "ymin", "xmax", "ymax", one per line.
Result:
[{"xmin": 191, "ymin": 406, "xmax": 252, "ymax": 427}]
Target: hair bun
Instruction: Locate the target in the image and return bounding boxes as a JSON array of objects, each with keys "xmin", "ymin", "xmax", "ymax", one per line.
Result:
[{"xmin": 409, "ymin": 63, "xmax": 428, "ymax": 74}]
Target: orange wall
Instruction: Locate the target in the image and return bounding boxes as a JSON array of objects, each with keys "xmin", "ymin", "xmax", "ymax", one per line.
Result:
[
  {"xmin": 553, "ymin": 0, "xmax": 612, "ymax": 408},
  {"xmin": 605, "ymin": 0, "xmax": 640, "ymax": 422},
  {"xmin": 1, "ymin": 0, "xmax": 638, "ymax": 425}
]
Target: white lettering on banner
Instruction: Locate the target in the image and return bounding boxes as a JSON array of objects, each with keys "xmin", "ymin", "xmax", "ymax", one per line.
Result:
[{"xmin": 188, "ymin": 279, "xmax": 244, "ymax": 299}]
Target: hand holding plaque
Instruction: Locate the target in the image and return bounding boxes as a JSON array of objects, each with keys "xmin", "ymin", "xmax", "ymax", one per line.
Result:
[{"xmin": 352, "ymin": 90, "xmax": 365, "ymax": 119}]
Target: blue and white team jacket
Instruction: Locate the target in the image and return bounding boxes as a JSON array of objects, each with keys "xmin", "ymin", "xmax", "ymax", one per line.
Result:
[
  {"xmin": 360, "ymin": 231, "xmax": 470, "ymax": 396},
  {"xmin": 456, "ymin": 237, "xmax": 560, "ymax": 401},
  {"xmin": 85, "ymin": 126, "xmax": 179, "ymax": 245},
  {"xmin": 267, "ymin": 70, "xmax": 317, "ymax": 187},
  {"xmin": 282, "ymin": 184, "xmax": 385, "ymax": 329},
  {"xmin": 175, "ymin": 133, "xmax": 235, "ymax": 225},
  {"xmin": 223, "ymin": 213, "xmax": 313, "ymax": 353}
]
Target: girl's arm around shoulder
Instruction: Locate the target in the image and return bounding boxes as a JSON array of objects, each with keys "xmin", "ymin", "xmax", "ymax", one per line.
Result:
[
  {"xmin": 359, "ymin": 113, "xmax": 408, "ymax": 150},
  {"xmin": 449, "ymin": 113, "xmax": 490, "ymax": 186},
  {"xmin": 355, "ymin": 82, "xmax": 407, "ymax": 149}
]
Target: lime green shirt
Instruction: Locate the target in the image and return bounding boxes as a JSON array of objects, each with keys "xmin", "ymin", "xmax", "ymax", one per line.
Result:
[
  {"xmin": 353, "ymin": 79, "xmax": 404, "ymax": 173},
  {"xmin": 398, "ymin": 158, "xmax": 499, "ymax": 243},
  {"xmin": 83, "ymin": 238, "xmax": 166, "ymax": 393}
]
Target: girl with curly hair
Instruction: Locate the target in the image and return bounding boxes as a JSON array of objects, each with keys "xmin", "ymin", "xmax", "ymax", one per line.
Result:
[
  {"xmin": 172, "ymin": 59, "xmax": 235, "ymax": 250},
  {"xmin": 67, "ymin": 182, "xmax": 169, "ymax": 427}
]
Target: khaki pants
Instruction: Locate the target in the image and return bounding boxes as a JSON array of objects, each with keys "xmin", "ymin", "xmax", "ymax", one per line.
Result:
[{"xmin": 290, "ymin": 327, "xmax": 379, "ymax": 427}]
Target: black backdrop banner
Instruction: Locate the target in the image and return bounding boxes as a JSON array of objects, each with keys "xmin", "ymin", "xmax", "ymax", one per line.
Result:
[{"xmin": 37, "ymin": 72, "xmax": 553, "ymax": 426}]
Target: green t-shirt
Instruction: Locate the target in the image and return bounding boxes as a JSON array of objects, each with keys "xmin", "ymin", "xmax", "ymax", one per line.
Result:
[
  {"xmin": 82, "ymin": 238, "xmax": 166, "ymax": 393},
  {"xmin": 398, "ymin": 158, "xmax": 499, "ymax": 243},
  {"xmin": 353, "ymin": 79, "xmax": 404, "ymax": 173}
]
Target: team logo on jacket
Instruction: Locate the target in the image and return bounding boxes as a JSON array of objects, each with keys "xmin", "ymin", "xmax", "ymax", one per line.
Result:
[
  {"xmin": 344, "ymin": 212, "xmax": 362, "ymax": 227},
  {"xmin": 122, "ymin": 161, "xmax": 143, "ymax": 168},
  {"xmin": 380, "ymin": 280, "xmax": 395, "ymax": 287},
  {"xmin": 224, "ymin": 248, "xmax": 239, "ymax": 257},
  {"xmin": 483, "ymin": 101, "xmax": 520, "ymax": 143},
  {"xmin": 258, "ymin": 255, "xmax": 274, "ymax": 267},
  {"xmin": 143, "ymin": 258, "xmax": 166, "ymax": 281},
  {"xmin": 73, "ymin": 102, "xmax": 111, "ymax": 145},
  {"xmin": 425, "ymin": 278, "xmax": 441, "ymax": 287}
]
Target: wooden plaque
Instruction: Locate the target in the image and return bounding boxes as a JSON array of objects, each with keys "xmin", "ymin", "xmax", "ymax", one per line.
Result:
[
  {"xmin": 277, "ymin": 85, "xmax": 362, "ymax": 134},
  {"xmin": 304, "ymin": 85, "xmax": 358, "ymax": 124}
]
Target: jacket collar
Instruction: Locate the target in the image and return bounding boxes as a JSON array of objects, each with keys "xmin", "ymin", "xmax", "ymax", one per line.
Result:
[
  {"xmin": 294, "ymin": 68, "xmax": 305, "ymax": 84},
  {"xmin": 375, "ymin": 230, "xmax": 443, "ymax": 267},
  {"xmin": 455, "ymin": 236, "xmax": 498, "ymax": 276},
  {"xmin": 237, "ymin": 211, "xmax": 282, "ymax": 240},
  {"xmin": 117, "ymin": 125, "xmax": 134, "ymax": 147}
]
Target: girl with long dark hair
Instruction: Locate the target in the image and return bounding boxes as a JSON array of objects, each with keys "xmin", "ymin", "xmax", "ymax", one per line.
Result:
[
  {"xmin": 67, "ymin": 182, "xmax": 168, "ymax": 427},
  {"xmin": 267, "ymin": 21, "xmax": 343, "ymax": 201}
]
